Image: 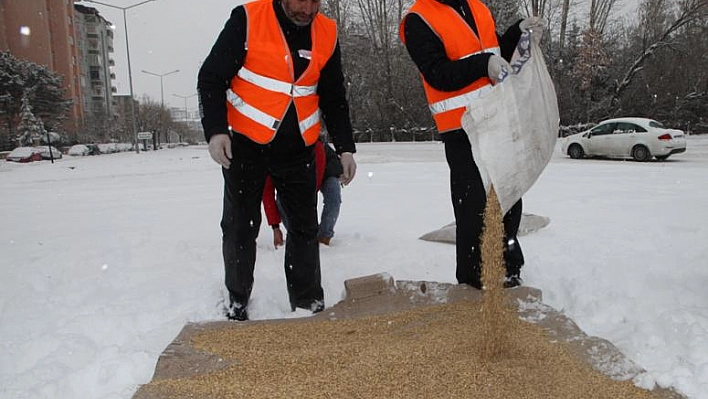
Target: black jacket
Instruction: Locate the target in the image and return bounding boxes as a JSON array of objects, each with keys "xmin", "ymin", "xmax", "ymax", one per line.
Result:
[
  {"xmin": 401, "ymin": 0, "xmax": 522, "ymax": 92},
  {"xmin": 323, "ymin": 142, "xmax": 343, "ymax": 178},
  {"xmin": 197, "ymin": 0, "xmax": 356, "ymax": 155}
]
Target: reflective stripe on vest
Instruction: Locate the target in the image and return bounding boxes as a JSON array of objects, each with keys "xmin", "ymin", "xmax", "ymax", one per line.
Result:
[
  {"xmin": 227, "ymin": 89, "xmax": 281, "ymax": 130},
  {"xmin": 237, "ymin": 67, "xmax": 318, "ymax": 97},
  {"xmin": 227, "ymin": 89, "xmax": 321, "ymax": 134},
  {"xmin": 429, "ymin": 83, "xmax": 493, "ymax": 115},
  {"xmin": 299, "ymin": 108, "xmax": 321, "ymax": 134},
  {"xmin": 459, "ymin": 46, "xmax": 501, "ymax": 61},
  {"xmin": 428, "ymin": 47, "xmax": 499, "ymax": 115}
]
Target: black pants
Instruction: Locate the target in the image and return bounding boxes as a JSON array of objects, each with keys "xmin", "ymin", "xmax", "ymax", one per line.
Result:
[
  {"xmin": 442, "ymin": 130, "xmax": 524, "ymax": 287},
  {"xmin": 221, "ymin": 134, "xmax": 322, "ymax": 310}
]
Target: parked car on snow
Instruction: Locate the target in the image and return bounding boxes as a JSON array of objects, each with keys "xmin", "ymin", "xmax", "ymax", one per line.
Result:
[
  {"xmin": 6, "ymin": 146, "xmax": 63, "ymax": 162},
  {"xmin": 5, "ymin": 147, "xmax": 43, "ymax": 163},
  {"xmin": 68, "ymin": 144, "xmax": 101, "ymax": 156},
  {"xmin": 561, "ymin": 117, "xmax": 686, "ymax": 161},
  {"xmin": 98, "ymin": 143, "xmax": 119, "ymax": 154},
  {"xmin": 34, "ymin": 146, "xmax": 62, "ymax": 160}
]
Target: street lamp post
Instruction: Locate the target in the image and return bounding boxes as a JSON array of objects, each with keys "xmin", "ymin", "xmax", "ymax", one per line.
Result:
[
  {"xmin": 173, "ymin": 93, "xmax": 197, "ymax": 143},
  {"xmin": 142, "ymin": 69, "xmax": 179, "ymax": 148},
  {"xmin": 77, "ymin": 0, "xmax": 159, "ymax": 154}
]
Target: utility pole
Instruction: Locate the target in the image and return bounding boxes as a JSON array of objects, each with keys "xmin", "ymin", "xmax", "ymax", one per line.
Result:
[
  {"xmin": 77, "ymin": 0, "xmax": 161, "ymax": 154},
  {"xmin": 173, "ymin": 93, "xmax": 197, "ymax": 143},
  {"xmin": 142, "ymin": 69, "xmax": 179, "ymax": 148}
]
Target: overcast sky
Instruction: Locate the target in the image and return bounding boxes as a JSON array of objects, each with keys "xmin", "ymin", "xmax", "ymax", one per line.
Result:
[
  {"xmin": 78, "ymin": 0, "xmax": 246, "ymax": 115},
  {"xmin": 82, "ymin": 0, "xmax": 639, "ymax": 116}
]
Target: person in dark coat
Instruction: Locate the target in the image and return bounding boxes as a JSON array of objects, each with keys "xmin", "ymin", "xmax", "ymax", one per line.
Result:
[
  {"xmin": 400, "ymin": 0, "xmax": 544, "ymax": 288},
  {"xmin": 198, "ymin": 0, "xmax": 357, "ymax": 321}
]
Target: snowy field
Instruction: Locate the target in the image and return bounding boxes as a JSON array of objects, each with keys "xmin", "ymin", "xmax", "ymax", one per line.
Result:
[{"xmin": 1, "ymin": 136, "xmax": 707, "ymax": 399}]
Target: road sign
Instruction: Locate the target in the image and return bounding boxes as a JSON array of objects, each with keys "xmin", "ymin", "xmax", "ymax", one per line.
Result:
[{"xmin": 137, "ymin": 132, "xmax": 153, "ymax": 140}]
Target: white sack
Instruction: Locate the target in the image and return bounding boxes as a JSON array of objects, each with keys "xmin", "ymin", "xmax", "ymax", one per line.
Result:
[{"xmin": 461, "ymin": 32, "xmax": 559, "ymax": 214}]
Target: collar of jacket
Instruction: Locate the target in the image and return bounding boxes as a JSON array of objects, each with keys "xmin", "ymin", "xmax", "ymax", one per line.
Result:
[{"xmin": 434, "ymin": 0, "xmax": 466, "ymax": 7}]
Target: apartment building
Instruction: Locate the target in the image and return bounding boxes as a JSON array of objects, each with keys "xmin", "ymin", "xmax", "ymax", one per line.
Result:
[
  {"xmin": 74, "ymin": 4, "xmax": 116, "ymax": 122},
  {"xmin": 0, "ymin": 0, "xmax": 116, "ymax": 135},
  {"xmin": 0, "ymin": 0, "xmax": 83, "ymax": 133}
]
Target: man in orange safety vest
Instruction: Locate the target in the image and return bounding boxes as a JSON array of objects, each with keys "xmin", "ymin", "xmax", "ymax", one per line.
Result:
[{"xmin": 198, "ymin": 0, "xmax": 357, "ymax": 321}]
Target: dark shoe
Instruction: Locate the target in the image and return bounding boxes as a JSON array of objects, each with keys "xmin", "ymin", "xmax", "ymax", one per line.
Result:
[
  {"xmin": 503, "ymin": 275, "xmax": 522, "ymax": 289},
  {"xmin": 318, "ymin": 237, "xmax": 331, "ymax": 246},
  {"xmin": 225, "ymin": 303, "xmax": 248, "ymax": 321},
  {"xmin": 504, "ymin": 237, "xmax": 525, "ymax": 275}
]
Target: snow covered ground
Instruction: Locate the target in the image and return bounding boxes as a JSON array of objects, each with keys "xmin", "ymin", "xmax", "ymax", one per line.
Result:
[{"xmin": 1, "ymin": 136, "xmax": 707, "ymax": 399}]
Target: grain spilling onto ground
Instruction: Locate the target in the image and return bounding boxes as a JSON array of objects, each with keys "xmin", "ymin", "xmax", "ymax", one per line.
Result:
[
  {"xmin": 141, "ymin": 298, "xmax": 662, "ymax": 399},
  {"xmin": 479, "ymin": 187, "xmax": 514, "ymax": 361}
]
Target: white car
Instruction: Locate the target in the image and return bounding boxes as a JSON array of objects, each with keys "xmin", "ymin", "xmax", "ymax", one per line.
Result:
[
  {"xmin": 68, "ymin": 144, "xmax": 101, "ymax": 156},
  {"xmin": 34, "ymin": 146, "xmax": 62, "ymax": 160},
  {"xmin": 561, "ymin": 117, "xmax": 687, "ymax": 161}
]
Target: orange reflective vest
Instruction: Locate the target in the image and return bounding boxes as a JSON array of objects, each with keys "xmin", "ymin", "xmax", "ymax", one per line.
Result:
[
  {"xmin": 226, "ymin": 0, "xmax": 338, "ymax": 145},
  {"xmin": 400, "ymin": 0, "xmax": 500, "ymax": 133}
]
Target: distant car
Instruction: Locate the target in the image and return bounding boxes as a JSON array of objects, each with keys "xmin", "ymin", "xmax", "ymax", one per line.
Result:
[
  {"xmin": 561, "ymin": 117, "xmax": 687, "ymax": 161},
  {"xmin": 98, "ymin": 143, "xmax": 119, "ymax": 154},
  {"xmin": 34, "ymin": 146, "xmax": 62, "ymax": 160},
  {"xmin": 6, "ymin": 147, "xmax": 42, "ymax": 163},
  {"xmin": 68, "ymin": 144, "xmax": 101, "ymax": 156}
]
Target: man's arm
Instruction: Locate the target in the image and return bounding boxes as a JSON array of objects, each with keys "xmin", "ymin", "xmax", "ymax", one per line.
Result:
[
  {"xmin": 402, "ymin": 14, "xmax": 491, "ymax": 92},
  {"xmin": 262, "ymin": 176, "xmax": 282, "ymax": 227},
  {"xmin": 498, "ymin": 21, "xmax": 523, "ymax": 62},
  {"xmin": 403, "ymin": 14, "xmax": 504, "ymax": 91},
  {"xmin": 197, "ymin": 7, "xmax": 247, "ymax": 143},
  {"xmin": 317, "ymin": 41, "xmax": 356, "ymax": 155},
  {"xmin": 262, "ymin": 176, "xmax": 284, "ymax": 249}
]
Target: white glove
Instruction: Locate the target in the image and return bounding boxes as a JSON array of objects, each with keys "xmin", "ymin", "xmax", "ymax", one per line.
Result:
[
  {"xmin": 487, "ymin": 55, "xmax": 510, "ymax": 84},
  {"xmin": 208, "ymin": 133, "xmax": 232, "ymax": 169},
  {"xmin": 339, "ymin": 152, "xmax": 357, "ymax": 186},
  {"xmin": 520, "ymin": 16, "xmax": 545, "ymax": 43}
]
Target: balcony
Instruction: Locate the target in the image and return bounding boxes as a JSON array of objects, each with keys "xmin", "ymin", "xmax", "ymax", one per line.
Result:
[
  {"xmin": 88, "ymin": 54, "xmax": 102, "ymax": 67},
  {"xmin": 86, "ymin": 23, "xmax": 98, "ymax": 37}
]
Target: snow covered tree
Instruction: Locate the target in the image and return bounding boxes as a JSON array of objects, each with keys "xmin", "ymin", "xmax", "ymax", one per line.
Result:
[
  {"xmin": 16, "ymin": 91, "xmax": 45, "ymax": 146},
  {"xmin": 321, "ymin": 0, "xmax": 353, "ymax": 37},
  {"xmin": 610, "ymin": 0, "xmax": 708, "ymax": 108},
  {"xmin": 0, "ymin": 51, "xmax": 71, "ymax": 144},
  {"xmin": 339, "ymin": 0, "xmax": 431, "ymax": 139}
]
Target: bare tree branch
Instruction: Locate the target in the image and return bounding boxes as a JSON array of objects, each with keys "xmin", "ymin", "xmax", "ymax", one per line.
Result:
[{"xmin": 611, "ymin": 0, "xmax": 708, "ymax": 105}]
